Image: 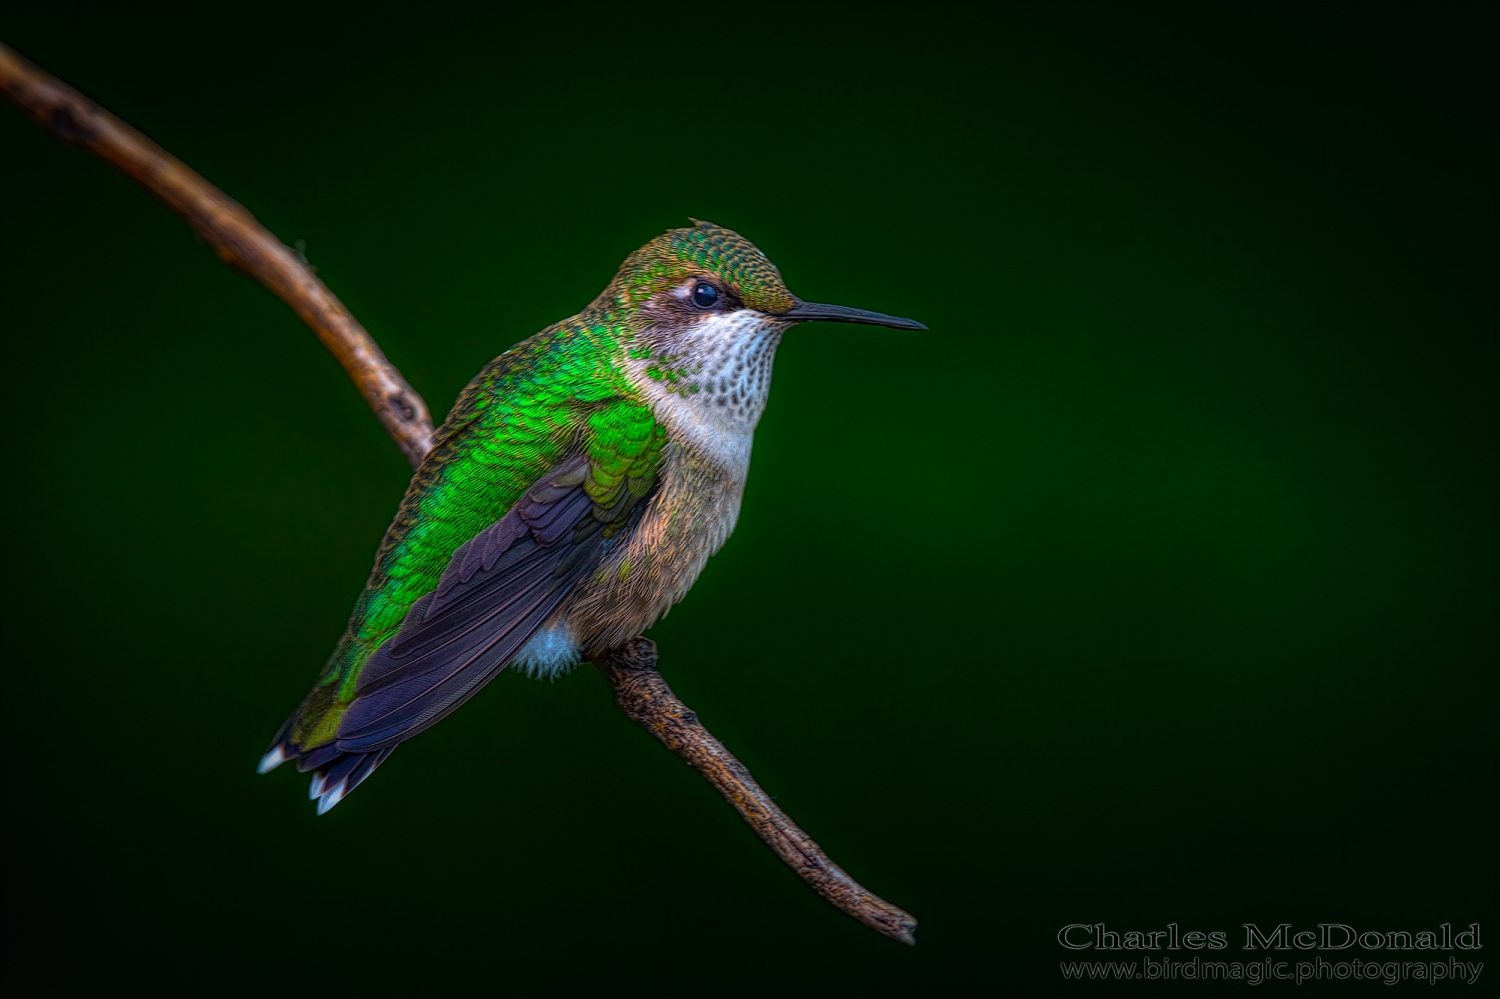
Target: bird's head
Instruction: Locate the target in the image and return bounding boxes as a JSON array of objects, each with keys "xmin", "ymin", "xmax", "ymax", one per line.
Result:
[
  {"xmin": 601, "ymin": 218, "xmax": 926, "ymax": 339},
  {"xmin": 597, "ymin": 221, "xmax": 925, "ymax": 427}
]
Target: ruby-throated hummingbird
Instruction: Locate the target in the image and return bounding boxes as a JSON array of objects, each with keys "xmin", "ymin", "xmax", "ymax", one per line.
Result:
[{"xmin": 259, "ymin": 220, "xmax": 926, "ymax": 813}]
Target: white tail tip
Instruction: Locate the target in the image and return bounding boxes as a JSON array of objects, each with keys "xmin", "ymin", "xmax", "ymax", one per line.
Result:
[
  {"xmin": 257, "ymin": 746, "xmax": 288, "ymax": 774},
  {"xmin": 308, "ymin": 773, "xmax": 326, "ymax": 800},
  {"xmin": 315, "ymin": 782, "xmax": 347, "ymax": 816}
]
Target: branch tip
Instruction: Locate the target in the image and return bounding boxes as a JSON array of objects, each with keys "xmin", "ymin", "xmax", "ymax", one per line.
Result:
[{"xmin": 594, "ymin": 639, "xmax": 918, "ymax": 945}]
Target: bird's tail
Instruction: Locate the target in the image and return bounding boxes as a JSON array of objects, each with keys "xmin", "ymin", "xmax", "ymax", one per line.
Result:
[{"xmin": 258, "ymin": 719, "xmax": 397, "ymax": 815}]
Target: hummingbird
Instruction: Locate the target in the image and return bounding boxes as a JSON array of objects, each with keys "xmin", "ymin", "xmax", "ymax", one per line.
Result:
[{"xmin": 258, "ymin": 220, "xmax": 925, "ymax": 813}]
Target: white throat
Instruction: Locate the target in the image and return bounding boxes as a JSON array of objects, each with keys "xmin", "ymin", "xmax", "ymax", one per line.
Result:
[{"xmin": 624, "ymin": 309, "xmax": 787, "ymax": 476}]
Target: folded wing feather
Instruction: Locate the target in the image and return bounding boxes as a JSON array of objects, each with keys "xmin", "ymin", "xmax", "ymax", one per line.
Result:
[
  {"xmin": 336, "ymin": 455, "xmax": 606, "ymax": 753},
  {"xmin": 284, "ymin": 454, "xmax": 636, "ymax": 811}
]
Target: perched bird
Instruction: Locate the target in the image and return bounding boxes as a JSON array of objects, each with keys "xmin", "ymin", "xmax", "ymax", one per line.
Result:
[{"xmin": 259, "ymin": 220, "xmax": 925, "ymax": 813}]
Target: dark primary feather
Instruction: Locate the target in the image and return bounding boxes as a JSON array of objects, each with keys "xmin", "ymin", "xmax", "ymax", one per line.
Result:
[{"xmin": 292, "ymin": 455, "xmax": 629, "ymax": 811}]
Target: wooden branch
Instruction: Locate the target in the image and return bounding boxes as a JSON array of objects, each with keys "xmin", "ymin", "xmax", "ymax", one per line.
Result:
[
  {"xmin": 1, "ymin": 42, "xmax": 916, "ymax": 945},
  {"xmin": 595, "ymin": 639, "xmax": 918, "ymax": 944},
  {"xmin": 0, "ymin": 42, "xmax": 434, "ymax": 469}
]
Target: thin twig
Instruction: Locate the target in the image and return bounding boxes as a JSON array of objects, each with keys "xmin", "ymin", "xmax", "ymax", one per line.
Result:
[
  {"xmin": 1, "ymin": 42, "xmax": 917, "ymax": 945},
  {"xmin": 595, "ymin": 639, "xmax": 918, "ymax": 944},
  {"xmin": 0, "ymin": 42, "xmax": 433, "ymax": 468}
]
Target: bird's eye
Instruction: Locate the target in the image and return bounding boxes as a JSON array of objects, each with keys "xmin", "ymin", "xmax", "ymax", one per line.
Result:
[{"xmin": 691, "ymin": 282, "xmax": 719, "ymax": 309}]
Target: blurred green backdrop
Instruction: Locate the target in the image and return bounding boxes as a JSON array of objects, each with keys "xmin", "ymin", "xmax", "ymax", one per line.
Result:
[{"xmin": 2, "ymin": 3, "xmax": 1494, "ymax": 995}]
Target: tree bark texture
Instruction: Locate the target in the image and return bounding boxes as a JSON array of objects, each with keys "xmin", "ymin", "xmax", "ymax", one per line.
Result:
[
  {"xmin": 595, "ymin": 639, "xmax": 917, "ymax": 945},
  {"xmin": 0, "ymin": 42, "xmax": 434, "ymax": 469}
]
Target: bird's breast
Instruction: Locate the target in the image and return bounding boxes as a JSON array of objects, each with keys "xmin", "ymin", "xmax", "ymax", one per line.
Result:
[
  {"xmin": 567, "ymin": 442, "xmax": 748, "ymax": 652},
  {"xmin": 566, "ymin": 328, "xmax": 781, "ymax": 651}
]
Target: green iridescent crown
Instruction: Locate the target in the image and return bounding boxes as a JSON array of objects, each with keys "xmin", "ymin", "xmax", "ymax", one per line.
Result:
[{"xmin": 609, "ymin": 220, "xmax": 796, "ymax": 314}]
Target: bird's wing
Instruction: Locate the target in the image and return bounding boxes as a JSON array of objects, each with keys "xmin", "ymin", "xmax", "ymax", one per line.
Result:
[
  {"xmin": 262, "ymin": 392, "xmax": 668, "ymax": 811},
  {"xmin": 328, "ymin": 451, "xmax": 645, "ymax": 755}
]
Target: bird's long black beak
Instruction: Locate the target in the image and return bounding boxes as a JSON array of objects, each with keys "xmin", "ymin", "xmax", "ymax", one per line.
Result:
[{"xmin": 778, "ymin": 300, "xmax": 927, "ymax": 331}]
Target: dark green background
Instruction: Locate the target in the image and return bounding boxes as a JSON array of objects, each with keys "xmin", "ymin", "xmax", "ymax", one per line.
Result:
[{"xmin": 2, "ymin": 4, "xmax": 1494, "ymax": 995}]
